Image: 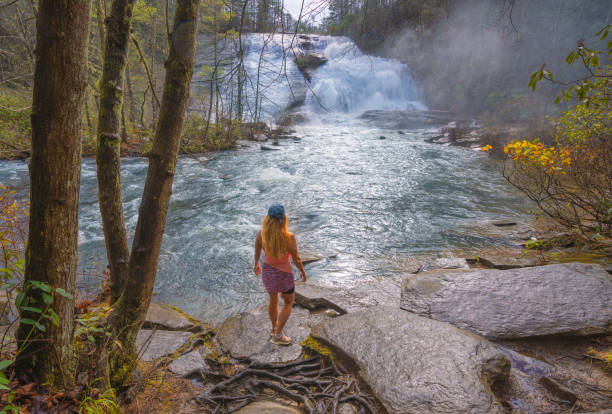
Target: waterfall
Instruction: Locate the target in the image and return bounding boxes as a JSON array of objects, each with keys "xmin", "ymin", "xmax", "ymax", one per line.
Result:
[{"xmin": 206, "ymin": 33, "xmax": 427, "ymax": 122}]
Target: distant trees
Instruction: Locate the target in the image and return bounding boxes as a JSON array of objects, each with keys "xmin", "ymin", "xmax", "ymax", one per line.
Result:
[{"xmin": 15, "ymin": 0, "xmax": 91, "ymax": 385}]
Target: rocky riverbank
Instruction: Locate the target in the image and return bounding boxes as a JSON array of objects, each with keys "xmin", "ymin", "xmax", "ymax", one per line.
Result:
[{"xmin": 123, "ymin": 246, "xmax": 611, "ymax": 413}]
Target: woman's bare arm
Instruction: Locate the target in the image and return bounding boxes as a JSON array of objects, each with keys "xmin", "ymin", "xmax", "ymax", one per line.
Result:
[
  {"xmin": 254, "ymin": 231, "xmax": 263, "ymax": 275},
  {"xmin": 289, "ymin": 234, "xmax": 307, "ymax": 282}
]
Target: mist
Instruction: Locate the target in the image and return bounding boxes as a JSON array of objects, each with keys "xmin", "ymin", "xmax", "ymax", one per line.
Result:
[{"xmin": 379, "ymin": 0, "xmax": 611, "ymax": 122}]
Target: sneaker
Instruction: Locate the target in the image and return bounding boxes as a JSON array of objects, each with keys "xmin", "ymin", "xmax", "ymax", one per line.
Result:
[{"xmin": 270, "ymin": 332, "xmax": 292, "ymax": 345}]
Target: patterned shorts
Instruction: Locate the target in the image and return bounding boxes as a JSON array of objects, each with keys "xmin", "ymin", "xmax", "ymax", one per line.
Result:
[{"xmin": 261, "ymin": 263, "xmax": 295, "ymax": 294}]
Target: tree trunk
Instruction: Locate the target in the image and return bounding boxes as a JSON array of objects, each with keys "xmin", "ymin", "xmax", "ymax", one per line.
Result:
[
  {"xmin": 96, "ymin": 0, "xmax": 137, "ymax": 303},
  {"xmin": 96, "ymin": 0, "xmax": 106, "ymax": 59},
  {"xmin": 125, "ymin": 56, "xmax": 137, "ymax": 124},
  {"xmin": 16, "ymin": 0, "xmax": 91, "ymax": 386},
  {"xmin": 108, "ymin": 0, "xmax": 199, "ymax": 385}
]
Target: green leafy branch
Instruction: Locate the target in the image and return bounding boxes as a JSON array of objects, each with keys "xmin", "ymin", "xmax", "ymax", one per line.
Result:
[{"xmin": 528, "ymin": 24, "xmax": 612, "ymax": 107}]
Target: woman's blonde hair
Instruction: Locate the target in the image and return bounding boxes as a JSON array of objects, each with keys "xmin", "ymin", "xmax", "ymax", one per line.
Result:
[{"xmin": 261, "ymin": 214, "xmax": 291, "ymax": 258}]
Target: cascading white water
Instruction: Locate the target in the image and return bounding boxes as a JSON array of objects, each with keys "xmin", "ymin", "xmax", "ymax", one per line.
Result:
[
  {"xmin": 239, "ymin": 34, "xmax": 426, "ymax": 121},
  {"xmin": 305, "ymin": 36, "xmax": 426, "ymax": 114}
]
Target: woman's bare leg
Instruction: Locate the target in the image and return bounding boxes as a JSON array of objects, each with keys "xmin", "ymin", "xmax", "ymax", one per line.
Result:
[
  {"xmin": 268, "ymin": 292, "xmax": 279, "ymax": 332},
  {"xmin": 275, "ymin": 292, "xmax": 295, "ymax": 335}
]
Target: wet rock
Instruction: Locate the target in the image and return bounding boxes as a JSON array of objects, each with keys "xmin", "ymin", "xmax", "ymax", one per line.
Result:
[
  {"xmin": 235, "ymin": 140, "xmax": 259, "ymax": 148},
  {"xmin": 359, "ymin": 109, "xmax": 459, "ymax": 129},
  {"xmin": 234, "ymin": 401, "xmax": 302, "ymax": 413},
  {"xmin": 168, "ymin": 350, "xmax": 208, "ymax": 377},
  {"xmin": 240, "ymin": 121, "xmax": 268, "ymax": 139},
  {"xmin": 497, "ymin": 347, "xmax": 551, "ymax": 377},
  {"xmin": 216, "ymin": 306, "xmax": 312, "ymax": 364},
  {"xmin": 401, "ymin": 263, "xmax": 612, "ymax": 339},
  {"xmin": 492, "ymin": 220, "xmax": 518, "ymax": 227},
  {"xmin": 414, "ymin": 257, "xmax": 469, "ymax": 273},
  {"xmin": 538, "ymin": 376, "xmax": 577, "ymax": 404},
  {"xmin": 300, "ymin": 253, "xmax": 337, "ymax": 265},
  {"xmin": 295, "ymin": 275, "xmax": 404, "ymax": 314},
  {"xmin": 296, "ymin": 52, "xmax": 327, "ymax": 69},
  {"xmin": 260, "ymin": 145, "xmax": 281, "ymax": 151},
  {"xmin": 300, "ymin": 253, "xmax": 323, "ymax": 265},
  {"xmin": 471, "ymin": 255, "xmax": 540, "ymax": 270},
  {"xmin": 295, "ymin": 52, "xmax": 328, "ymax": 81},
  {"xmin": 136, "ymin": 330, "xmax": 192, "ymax": 361},
  {"xmin": 144, "ymin": 302, "xmax": 199, "ymax": 332},
  {"xmin": 379, "ymin": 135, "xmax": 386, "ymax": 140},
  {"xmin": 278, "ymin": 111, "xmax": 308, "ymax": 126},
  {"xmin": 311, "ymin": 307, "xmax": 510, "ymax": 414}
]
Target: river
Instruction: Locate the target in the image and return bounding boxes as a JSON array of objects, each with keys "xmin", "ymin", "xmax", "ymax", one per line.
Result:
[{"xmin": 0, "ymin": 35, "xmax": 530, "ymax": 322}]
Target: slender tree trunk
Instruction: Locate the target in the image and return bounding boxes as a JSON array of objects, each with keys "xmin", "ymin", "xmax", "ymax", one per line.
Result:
[
  {"xmin": 96, "ymin": 0, "xmax": 106, "ymax": 59},
  {"xmin": 125, "ymin": 56, "xmax": 137, "ymax": 123},
  {"xmin": 96, "ymin": 0, "xmax": 137, "ymax": 304},
  {"xmin": 108, "ymin": 0, "xmax": 199, "ymax": 385},
  {"xmin": 16, "ymin": 0, "xmax": 91, "ymax": 386}
]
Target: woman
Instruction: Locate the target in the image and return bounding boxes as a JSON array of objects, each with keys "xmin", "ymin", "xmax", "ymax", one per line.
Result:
[{"xmin": 254, "ymin": 203, "xmax": 307, "ymax": 345}]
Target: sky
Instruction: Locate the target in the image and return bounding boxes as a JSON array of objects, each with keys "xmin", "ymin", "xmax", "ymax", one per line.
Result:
[{"xmin": 283, "ymin": 0, "xmax": 328, "ymax": 22}]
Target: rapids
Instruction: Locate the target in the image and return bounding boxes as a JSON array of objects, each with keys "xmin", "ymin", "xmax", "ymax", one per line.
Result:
[{"xmin": 0, "ymin": 35, "xmax": 530, "ymax": 321}]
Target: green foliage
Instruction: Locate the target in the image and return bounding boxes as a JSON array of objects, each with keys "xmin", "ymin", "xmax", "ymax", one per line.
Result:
[
  {"xmin": 181, "ymin": 113, "xmax": 241, "ymax": 152},
  {"xmin": 75, "ymin": 305, "xmax": 113, "ymax": 346},
  {"xmin": 529, "ymin": 24, "xmax": 612, "ymax": 108},
  {"xmin": 505, "ymin": 26, "xmax": 612, "ymax": 236},
  {"xmin": 79, "ymin": 386, "xmax": 120, "ymax": 414},
  {"xmin": 0, "ymin": 92, "xmax": 31, "ymax": 158}
]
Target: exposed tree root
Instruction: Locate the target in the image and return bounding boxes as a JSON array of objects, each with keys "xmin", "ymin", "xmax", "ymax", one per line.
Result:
[{"xmin": 194, "ymin": 356, "xmax": 378, "ymax": 413}]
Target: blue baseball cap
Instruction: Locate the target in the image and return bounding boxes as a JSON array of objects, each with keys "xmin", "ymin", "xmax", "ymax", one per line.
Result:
[{"xmin": 268, "ymin": 203, "xmax": 285, "ymax": 223}]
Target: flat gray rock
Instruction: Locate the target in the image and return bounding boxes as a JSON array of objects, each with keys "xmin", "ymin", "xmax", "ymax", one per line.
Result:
[
  {"xmin": 400, "ymin": 262, "xmax": 612, "ymax": 339},
  {"xmin": 216, "ymin": 306, "xmax": 312, "ymax": 364},
  {"xmin": 311, "ymin": 307, "xmax": 509, "ymax": 414},
  {"xmin": 415, "ymin": 257, "xmax": 470, "ymax": 273},
  {"xmin": 295, "ymin": 275, "xmax": 404, "ymax": 314},
  {"xmin": 144, "ymin": 302, "xmax": 198, "ymax": 332},
  {"xmin": 136, "ymin": 330, "xmax": 192, "ymax": 361},
  {"xmin": 168, "ymin": 350, "xmax": 207, "ymax": 377}
]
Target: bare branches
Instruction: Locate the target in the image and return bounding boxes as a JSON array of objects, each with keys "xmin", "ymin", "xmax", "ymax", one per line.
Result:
[{"xmin": 131, "ymin": 35, "xmax": 161, "ymax": 109}]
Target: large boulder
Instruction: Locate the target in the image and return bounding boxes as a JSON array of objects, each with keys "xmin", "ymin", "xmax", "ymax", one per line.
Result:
[
  {"xmin": 295, "ymin": 52, "xmax": 328, "ymax": 81},
  {"xmin": 167, "ymin": 350, "xmax": 208, "ymax": 377},
  {"xmin": 400, "ymin": 262, "xmax": 612, "ymax": 339},
  {"xmin": 311, "ymin": 307, "xmax": 509, "ymax": 414},
  {"xmin": 216, "ymin": 306, "xmax": 314, "ymax": 364},
  {"xmin": 136, "ymin": 330, "xmax": 192, "ymax": 361},
  {"xmin": 295, "ymin": 274, "xmax": 404, "ymax": 314},
  {"xmin": 144, "ymin": 302, "xmax": 199, "ymax": 332}
]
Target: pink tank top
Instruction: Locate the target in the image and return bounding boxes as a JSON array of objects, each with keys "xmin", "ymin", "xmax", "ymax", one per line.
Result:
[{"xmin": 264, "ymin": 252, "xmax": 293, "ymax": 274}]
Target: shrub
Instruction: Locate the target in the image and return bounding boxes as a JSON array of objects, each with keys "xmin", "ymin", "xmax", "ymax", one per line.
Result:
[{"xmin": 503, "ymin": 26, "xmax": 612, "ymax": 236}]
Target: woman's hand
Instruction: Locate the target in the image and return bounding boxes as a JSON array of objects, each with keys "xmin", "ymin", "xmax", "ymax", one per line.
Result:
[
  {"xmin": 300, "ymin": 270, "xmax": 307, "ymax": 282},
  {"xmin": 254, "ymin": 262, "xmax": 262, "ymax": 276}
]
